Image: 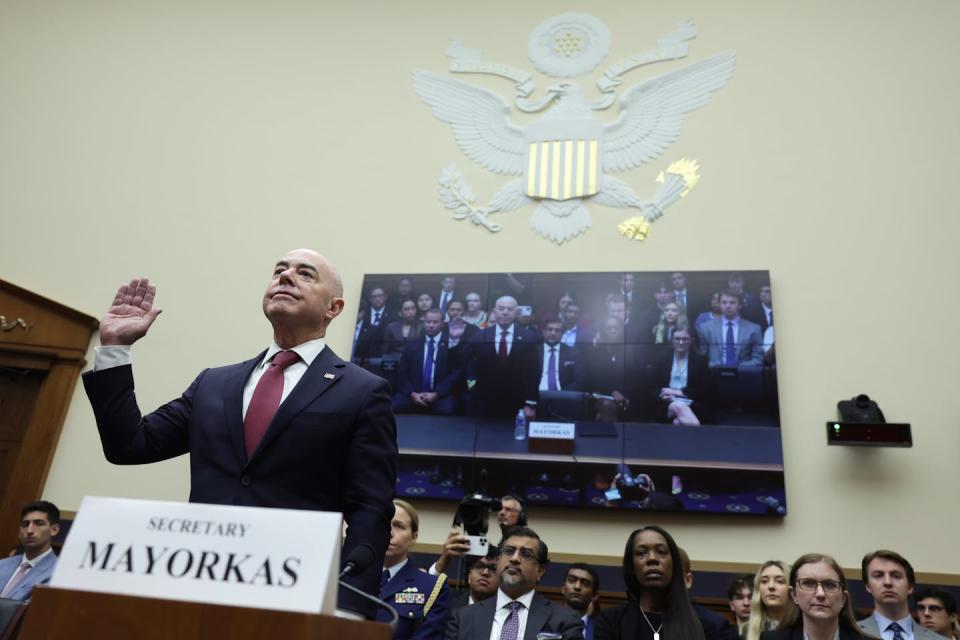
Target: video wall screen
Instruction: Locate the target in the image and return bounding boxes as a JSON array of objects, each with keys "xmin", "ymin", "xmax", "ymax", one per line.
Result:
[{"xmin": 351, "ymin": 271, "xmax": 785, "ymax": 517}]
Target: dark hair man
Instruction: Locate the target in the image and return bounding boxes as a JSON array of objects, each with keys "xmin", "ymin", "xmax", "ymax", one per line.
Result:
[
  {"xmin": 915, "ymin": 588, "xmax": 959, "ymax": 640},
  {"xmin": 726, "ymin": 573, "xmax": 754, "ymax": 626},
  {"xmin": 562, "ymin": 563, "xmax": 601, "ymax": 640},
  {"xmin": 394, "ymin": 308, "xmax": 463, "ymax": 415},
  {"xmin": 431, "ymin": 494, "xmax": 528, "ymax": 577},
  {"xmin": 696, "ymin": 289, "xmax": 763, "ymax": 369},
  {"xmin": 677, "ymin": 547, "xmax": 736, "ymax": 640},
  {"xmin": 0, "ymin": 501, "xmax": 61, "ymax": 601},
  {"xmin": 445, "ymin": 527, "xmax": 583, "ymax": 640},
  {"xmin": 82, "ymin": 249, "xmax": 398, "ymax": 617},
  {"xmin": 449, "ymin": 549, "xmax": 501, "ymax": 612},
  {"xmin": 858, "ymin": 550, "xmax": 947, "ymax": 640},
  {"xmin": 538, "ymin": 319, "xmax": 585, "ymax": 394}
]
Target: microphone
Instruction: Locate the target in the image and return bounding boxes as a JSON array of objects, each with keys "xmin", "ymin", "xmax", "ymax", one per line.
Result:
[{"xmin": 338, "ymin": 544, "xmax": 399, "ymax": 631}]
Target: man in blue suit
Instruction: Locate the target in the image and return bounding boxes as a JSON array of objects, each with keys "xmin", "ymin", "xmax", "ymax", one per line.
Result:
[
  {"xmin": 82, "ymin": 249, "xmax": 398, "ymax": 617},
  {"xmin": 393, "ymin": 308, "xmax": 463, "ymax": 415},
  {"xmin": 379, "ymin": 500, "xmax": 449, "ymax": 640},
  {"xmin": 0, "ymin": 501, "xmax": 60, "ymax": 601}
]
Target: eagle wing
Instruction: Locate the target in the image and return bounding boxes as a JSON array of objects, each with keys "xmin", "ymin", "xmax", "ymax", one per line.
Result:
[
  {"xmin": 413, "ymin": 69, "xmax": 527, "ymax": 176},
  {"xmin": 603, "ymin": 51, "xmax": 735, "ymax": 173}
]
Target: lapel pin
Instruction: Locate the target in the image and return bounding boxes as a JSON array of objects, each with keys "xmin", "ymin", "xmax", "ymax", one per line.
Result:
[{"xmin": 324, "ymin": 373, "xmax": 336, "ymax": 380}]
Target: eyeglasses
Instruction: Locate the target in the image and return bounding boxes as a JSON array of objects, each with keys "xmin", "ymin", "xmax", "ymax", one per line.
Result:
[
  {"xmin": 471, "ymin": 563, "xmax": 497, "ymax": 574},
  {"xmin": 917, "ymin": 604, "xmax": 945, "ymax": 613},
  {"xmin": 795, "ymin": 579, "xmax": 842, "ymax": 594},
  {"xmin": 499, "ymin": 545, "xmax": 538, "ymax": 562}
]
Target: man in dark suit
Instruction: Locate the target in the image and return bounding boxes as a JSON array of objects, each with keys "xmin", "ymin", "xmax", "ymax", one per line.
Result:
[
  {"xmin": 448, "ymin": 552, "xmax": 500, "ymax": 613},
  {"xmin": 679, "ymin": 547, "xmax": 737, "ymax": 640},
  {"xmin": 81, "ymin": 249, "xmax": 398, "ymax": 617},
  {"xmin": 536, "ymin": 319, "xmax": 586, "ymax": 393},
  {"xmin": 0, "ymin": 501, "xmax": 60, "ymax": 601},
  {"xmin": 465, "ymin": 296, "xmax": 539, "ymax": 419},
  {"xmin": 445, "ymin": 527, "xmax": 583, "ymax": 640},
  {"xmin": 561, "ymin": 563, "xmax": 600, "ymax": 640},
  {"xmin": 394, "ymin": 308, "xmax": 463, "ymax": 415}
]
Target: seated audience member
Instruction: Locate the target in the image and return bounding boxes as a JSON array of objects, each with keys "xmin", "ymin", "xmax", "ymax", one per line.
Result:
[
  {"xmin": 385, "ymin": 277, "xmax": 413, "ymax": 320},
  {"xmin": 915, "ymin": 588, "xmax": 960, "ymax": 640},
  {"xmin": 695, "ymin": 292, "xmax": 723, "ymax": 330},
  {"xmin": 651, "ymin": 328, "xmax": 711, "ymax": 426},
  {"xmin": 537, "ymin": 319, "xmax": 586, "ymax": 394},
  {"xmin": 745, "ymin": 561, "xmax": 796, "ymax": 640},
  {"xmin": 445, "ymin": 300, "xmax": 477, "ymax": 346},
  {"xmin": 417, "ymin": 293, "xmax": 435, "ymax": 320},
  {"xmin": 562, "ymin": 563, "xmax": 601, "ymax": 640},
  {"xmin": 432, "ymin": 495, "xmax": 528, "ymax": 576},
  {"xmin": 858, "ymin": 550, "xmax": 947, "ymax": 640},
  {"xmin": 727, "ymin": 573, "xmax": 755, "ymax": 628},
  {"xmin": 449, "ymin": 551, "xmax": 501, "ymax": 612},
  {"xmin": 0, "ymin": 500, "xmax": 60, "ymax": 601},
  {"xmin": 588, "ymin": 317, "xmax": 632, "ymax": 420},
  {"xmin": 651, "ymin": 302, "xmax": 689, "ymax": 345},
  {"xmin": 633, "ymin": 283, "xmax": 676, "ymax": 335},
  {"xmin": 542, "ymin": 291, "xmax": 577, "ymax": 326},
  {"xmin": 595, "ymin": 526, "xmax": 702, "ymax": 640},
  {"xmin": 670, "ymin": 272, "xmax": 702, "ymax": 317},
  {"xmin": 696, "ymin": 290, "xmax": 763, "ymax": 369},
  {"xmin": 353, "ymin": 306, "xmax": 384, "ymax": 364},
  {"xmin": 367, "ymin": 287, "xmax": 390, "ymax": 327},
  {"xmin": 727, "ymin": 273, "xmax": 758, "ymax": 313},
  {"xmin": 677, "ymin": 547, "xmax": 736, "ymax": 640},
  {"xmin": 561, "ymin": 302, "xmax": 588, "ymax": 348},
  {"xmin": 462, "ymin": 292, "xmax": 487, "ymax": 327},
  {"xmin": 744, "ymin": 283, "xmax": 773, "ymax": 333},
  {"xmin": 464, "ymin": 296, "xmax": 539, "ymax": 419},
  {"xmin": 383, "ymin": 299, "xmax": 423, "ymax": 356},
  {"xmin": 445, "ymin": 527, "xmax": 582, "ymax": 640},
  {"xmin": 379, "ymin": 500, "xmax": 449, "ymax": 640},
  {"xmin": 760, "ymin": 554, "xmax": 867, "ymax": 640},
  {"xmin": 516, "ymin": 304, "xmax": 536, "ymax": 331},
  {"xmin": 437, "ymin": 276, "xmax": 457, "ymax": 316},
  {"xmin": 394, "ymin": 308, "xmax": 463, "ymax": 415},
  {"xmin": 617, "ymin": 273, "xmax": 637, "ymax": 310}
]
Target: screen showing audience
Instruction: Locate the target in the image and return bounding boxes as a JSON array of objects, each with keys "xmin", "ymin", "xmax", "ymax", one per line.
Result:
[{"xmin": 351, "ymin": 271, "xmax": 785, "ymax": 516}]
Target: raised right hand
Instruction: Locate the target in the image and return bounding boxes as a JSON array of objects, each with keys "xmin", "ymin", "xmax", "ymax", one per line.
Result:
[{"xmin": 99, "ymin": 278, "xmax": 163, "ymax": 346}]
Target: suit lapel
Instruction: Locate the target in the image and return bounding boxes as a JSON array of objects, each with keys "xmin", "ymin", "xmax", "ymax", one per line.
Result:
[
  {"xmin": 524, "ymin": 595, "xmax": 550, "ymax": 640},
  {"xmin": 474, "ymin": 598, "xmax": 496, "ymax": 640},
  {"xmin": 247, "ymin": 346, "xmax": 344, "ymax": 465},
  {"xmin": 224, "ymin": 351, "xmax": 267, "ymax": 468}
]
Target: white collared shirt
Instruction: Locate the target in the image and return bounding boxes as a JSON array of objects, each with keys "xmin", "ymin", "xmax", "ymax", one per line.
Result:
[
  {"xmin": 383, "ymin": 557, "xmax": 409, "ymax": 582},
  {"xmin": 494, "ymin": 323, "xmax": 515, "ymax": 356},
  {"xmin": 0, "ymin": 547, "xmax": 53, "ymax": 594},
  {"xmin": 370, "ymin": 307, "xmax": 384, "ymax": 325},
  {"xmin": 762, "ymin": 304, "xmax": 773, "ymax": 326},
  {"xmin": 873, "ymin": 613, "xmax": 916, "ymax": 640},
  {"xmin": 94, "ymin": 338, "xmax": 327, "ymax": 420},
  {"xmin": 490, "ymin": 589, "xmax": 535, "ymax": 640},
  {"xmin": 561, "ymin": 326, "xmax": 578, "ymax": 347},
  {"xmin": 669, "ymin": 353, "xmax": 689, "ymax": 390},
  {"xmin": 539, "ymin": 343, "xmax": 562, "ymax": 391}
]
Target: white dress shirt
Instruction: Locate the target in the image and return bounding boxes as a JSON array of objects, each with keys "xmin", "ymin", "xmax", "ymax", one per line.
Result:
[
  {"xmin": 94, "ymin": 338, "xmax": 327, "ymax": 420},
  {"xmin": 669, "ymin": 354, "xmax": 689, "ymax": 390},
  {"xmin": 490, "ymin": 589, "xmax": 535, "ymax": 640},
  {"xmin": 421, "ymin": 334, "xmax": 440, "ymax": 389},
  {"xmin": 539, "ymin": 343, "xmax": 562, "ymax": 391}
]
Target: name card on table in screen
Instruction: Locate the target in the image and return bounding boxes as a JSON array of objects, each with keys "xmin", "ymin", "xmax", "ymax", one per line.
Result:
[{"xmin": 50, "ymin": 496, "xmax": 342, "ymax": 614}]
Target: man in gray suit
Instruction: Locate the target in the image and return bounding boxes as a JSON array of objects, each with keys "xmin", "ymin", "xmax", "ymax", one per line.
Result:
[
  {"xmin": 445, "ymin": 527, "xmax": 583, "ymax": 640},
  {"xmin": 696, "ymin": 290, "xmax": 763, "ymax": 368},
  {"xmin": 857, "ymin": 550, "xmax": 948, "ymax": 640},
  {"xmin": 0, "ymin": 501, "xmax": 60, "ymax": 601}
]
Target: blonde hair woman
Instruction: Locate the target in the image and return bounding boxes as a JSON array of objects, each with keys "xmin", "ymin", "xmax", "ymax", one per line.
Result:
[{"xmin": 744, "ymin": 561, "xmax": 797, "ymax": 640}]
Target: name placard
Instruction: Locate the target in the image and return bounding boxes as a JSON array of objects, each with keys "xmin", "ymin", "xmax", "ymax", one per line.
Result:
[
  {"xmin": 528, "ymin": 421, "xmax": 576, "ymax": 440},
  {"xmin": 50, "ymin": 496, "xmax": 342, "ymax": 614}
]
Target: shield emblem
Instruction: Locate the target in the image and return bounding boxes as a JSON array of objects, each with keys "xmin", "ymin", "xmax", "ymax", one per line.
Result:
[{"xmin": 525, "ymin": 119, "xmax": 603, "ymax": 200}]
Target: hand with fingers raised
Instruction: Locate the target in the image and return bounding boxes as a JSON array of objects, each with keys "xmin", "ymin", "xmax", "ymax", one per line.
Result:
[{"xmin": 99, "ymin": 277, "xmax": 163, "ymax": 346}]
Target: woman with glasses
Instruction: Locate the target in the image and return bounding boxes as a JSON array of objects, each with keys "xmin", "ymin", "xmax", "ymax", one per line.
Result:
[
  {"xmin": 595, "ymin": 526, "xmax": 704, "ymax": 640},
  {"xmin": 744, "ymin": 561, "xmax": 795, "ymax": 640},
  {"xmin": 760, "ymin": 554, "xmax": 868, "ymax": 640}
]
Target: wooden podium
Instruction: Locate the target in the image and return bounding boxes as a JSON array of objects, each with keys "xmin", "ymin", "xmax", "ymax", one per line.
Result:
[{"xmin": 19, "ymin": 586, "xmax": 392, "ymax": 640}]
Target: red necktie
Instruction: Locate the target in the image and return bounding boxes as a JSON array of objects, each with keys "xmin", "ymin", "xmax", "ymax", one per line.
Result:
[
  {"xmin": 498, "ymin": 331, "xmax": 508, "ymax": 361},
  {"xmin": 244, "ymin": 350, "xmax": 301, "ymax": 458}
]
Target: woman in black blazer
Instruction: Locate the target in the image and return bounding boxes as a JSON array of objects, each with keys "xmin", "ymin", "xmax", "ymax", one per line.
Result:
[
  {"xmin": 761, "ymin": 554, "xmax": 872, "ymax": 640},
  {"xmin": 595, "ymin": 526, "xmax": 705, "ymax": 640}
]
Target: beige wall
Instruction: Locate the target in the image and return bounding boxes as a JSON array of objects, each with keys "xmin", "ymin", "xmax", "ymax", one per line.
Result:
[{"xmin": 2, "ymin": 1, "xmax": 958, "ymax": 574}]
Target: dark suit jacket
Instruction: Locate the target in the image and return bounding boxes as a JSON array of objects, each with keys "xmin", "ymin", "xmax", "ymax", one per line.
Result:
[
  {"xmin": 379, "ymin": 560, "xmax": 450, "ymax": 640},
  {"xmin": 465, "ymin": 324, "xmax": 539, "ymax": 418},
  {"xmin": 383, "ymin": 320, "xmax": 423, "ymax": 356},
  {"xmin": 534, "ymin": 342, "xmax": 586, "ymax": 392},
  {"xmin": 649, "ymin": 351, "xmax": 712, "ymax": 405},
  {"xmin": 445, "ymin": 592, "xmax": 583, "ymax": 640},
  {"xmin": 694, "ymin": 603, "xmax": 736, "ymax": 640},
  {"xmin": 353, "ymin": 317, "xmax": 385, "ymax": 362},
  {"xmin": 82, "ymin": 346, "xmax": 398, "ymax": 616},
  {"xmin": 763, "ymin": 625, "xmax": 870, "ymax": 640},
  {"xmin": 397, "ymin": 334, "xmax": 463, "ymax": 398}
]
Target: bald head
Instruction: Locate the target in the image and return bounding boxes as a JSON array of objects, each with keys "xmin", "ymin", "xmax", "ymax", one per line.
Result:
[
  {"xmin": 493, "ymin": 296, "xmax": 518, "ymax": 328},
  {"xmin": 262, "ymin": 248, "xmax": 345, "ymax": 348}
]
